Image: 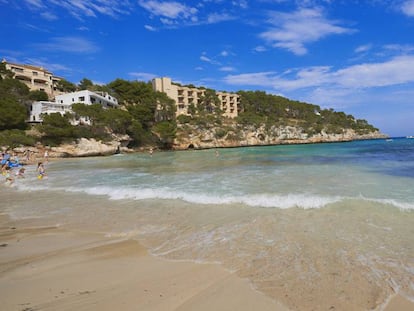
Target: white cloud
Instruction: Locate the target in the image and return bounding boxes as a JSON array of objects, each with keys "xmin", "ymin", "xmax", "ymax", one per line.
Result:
[
  {"xmin": 219, "ymin": 66, "xmax": 236, "ymax": 72},
  {"xmin": 206, "ymin": 12, "xmax": 235, "ymax": 23},
  {"xmin": 334, "ymin": 55, "xmax": 414, "ymax": 88},
  {"xmin": 224, "ymin": 71, "xmax": 277, "ymax": 88},
  {"xmin": 224, "ymin": 55, "xmax": 414, "ymax": 91},
  {"xmin": 23, "ymin": 0, "xmax": 44, "ymax": 8},
  {"xmin": 40, "ymin": 11, "xmax": 58, "ymax": 20},
  {"xmin": 20, "ymin": 57, "xmax": 73, "ymax": 74},
  {"xmin": 33, "ymin": 36, "xmax": 99, "ymax": 53},
  {"xmin": 200, "ymin": 55, "xmax": 213, "ymax": 63},
  {"xmin": 383, "ymin": 44, "xmax": 414, "ymax": 54},
  {"xmin": 254, "ymin": 46, "xmax": 267, "ymax": 52},
  {"xmin": 144, "ymin": 24, "xmax": 157, "ymax": 31},
  {"xmin": 259, "ymin": 7, "xmax": 355, "ymax": 55},
  {"xmin": 354, "ymin": 44, "xmax": 372, "ymax": 54},
  {"xmin": 138, "ymin": 0, "xmax": 197, "ymax": 20},
  {"xmin": 137, "ymin": 0, "xmax": 239, "ymax": 26},
  {"xmin": 23, "ymin": 0, "xmax": 133, "ymax": 20},
  {"xmin": 128, "ymin": 72, "xmax": 157, "ymax": 81},
  {"xmin": 200, "ymin": 54, "xmax": 221, "ymax": 65},
  {"xmin": 401, "ymin": 0, "xmax": 414, "ymax": 16}
]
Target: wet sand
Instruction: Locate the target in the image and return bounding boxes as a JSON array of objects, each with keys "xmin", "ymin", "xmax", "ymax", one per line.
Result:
[
  {"xmin": 0, "ymin": 191, "xmax": 288, "ymax": 311},
  {"xmin": 0, "ymin": 187, "xmax": 412, "ymax": 311}
]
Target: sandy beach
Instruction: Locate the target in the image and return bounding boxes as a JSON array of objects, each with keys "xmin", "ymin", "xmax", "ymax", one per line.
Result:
[
  {"xmin": 0, "ymin": 189, "xmax": 289, "ymax": 311},
  {"xmin": 1, "ymin": 190, "xmax": 412, "ymax": 311}
]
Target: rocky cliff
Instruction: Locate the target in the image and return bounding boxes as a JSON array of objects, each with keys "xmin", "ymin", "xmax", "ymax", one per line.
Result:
[
  {"xmin": 5, "ymin": 125, "xmax": 387, "ymax": 162},
  {"xmin": 173, "ymin": 123, "xmax": 388, "ymax": 150}
]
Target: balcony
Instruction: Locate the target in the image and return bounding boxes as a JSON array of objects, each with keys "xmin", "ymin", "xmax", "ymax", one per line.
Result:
[
  {"xmin": 15, "ymin": 75, "xmax": 31, "ymax": 82},
  {"xmin": 34, "ymin": 77, "xmax": 48, "ymax": 84}
]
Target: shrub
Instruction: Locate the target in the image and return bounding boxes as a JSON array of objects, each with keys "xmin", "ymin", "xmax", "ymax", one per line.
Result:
[
  {"xmin": 177, "ymin": 114, "xmax": 192, "ymax": 124},
  {"xmin": 0, "ymin": 129, "xmax": 36, "ymax": 148}
]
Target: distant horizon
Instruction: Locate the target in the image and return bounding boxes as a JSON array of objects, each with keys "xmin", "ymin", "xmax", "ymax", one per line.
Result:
[{"xmin": 1, "ymin": 0, "xmax": 414, "ymax": 137}]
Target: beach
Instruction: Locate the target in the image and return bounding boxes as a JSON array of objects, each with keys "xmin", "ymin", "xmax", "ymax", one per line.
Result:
[
  {"xmin": 0, "ymin": 189, "xmax": 412, "ymax": 311},
  {"xmin": 0, "ymin": 189, "xmax": 288, "ymax": 311},
  {"xmin": 1, "ymin": 139, "xmax": 414, "ymax": 310}
]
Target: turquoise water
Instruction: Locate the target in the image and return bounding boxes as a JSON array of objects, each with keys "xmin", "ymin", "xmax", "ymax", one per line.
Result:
[
  {"xmin": 18, "ymin": 138, "xmax": 414, "ymax": 210},
  {"xmin": 10, "ymin": 138, "xmax": 414, "ymax": 310}
]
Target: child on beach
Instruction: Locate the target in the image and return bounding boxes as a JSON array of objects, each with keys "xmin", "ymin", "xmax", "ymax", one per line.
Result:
[
  {"xmin": 37, "ymin": 162, "xmax": 47, "ymax": 180},
  {"xmin": 1, "ymin": 163, "xmax": 7, "ymax": 176},
  {"xmin": 3, "ymin": 167, "xmax": 14, "ymax": 185},
  {"xmin": 15, "ymin": 167, "xmax": 25, "ymax": 178}
]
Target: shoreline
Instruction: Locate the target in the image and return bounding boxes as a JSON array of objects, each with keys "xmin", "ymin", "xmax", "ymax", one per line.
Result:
[
  {"xmin": 1, "ymin": 184, "xmax": 413, "ymax": 310},
  {"xmin": 1, "ymin": 135, "xmax": 393, "ymax": 166}
]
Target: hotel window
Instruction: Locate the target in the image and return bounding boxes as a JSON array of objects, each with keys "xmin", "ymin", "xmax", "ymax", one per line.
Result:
[
  {"xmin": 32, "ymin": 71, "xmax": 38, "ymax": 76},
  {"xmin": 79, "ymin": 96, "xmax": 85, "ymax": 102}
]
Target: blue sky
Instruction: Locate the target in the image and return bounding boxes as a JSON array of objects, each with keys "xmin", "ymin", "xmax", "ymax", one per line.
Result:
[{"xmin": 1, "ymin": 0, "xmax": 414, "ymax": 136}]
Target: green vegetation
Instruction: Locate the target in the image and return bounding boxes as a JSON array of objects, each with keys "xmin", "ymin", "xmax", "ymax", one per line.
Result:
[
  {"xmin": 0, "ymin": 63, "xmax": 379, "ymax": 151},
  {"xmin": 237, "ymin": 91, "xmax": 378, "ymax": 135},
  {"xmin": 0, "ymin": 71, "xmax": 178, "ymax": 149}
]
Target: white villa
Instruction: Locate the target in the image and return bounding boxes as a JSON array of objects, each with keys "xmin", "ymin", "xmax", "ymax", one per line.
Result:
[
  {"xmin": 30, "ymin": 101, "xmax": 72, "ymax": 123},
  {"xmin": 29, "ymin": 90, "xmax": 118, "ymax": 124},
  {"xmin": 55, "ymin": 90, "xmax": 118, "ymax": 108},
  {"xmin": 152, "ymin": 77, "xmax": 241, "ymax": 118}
]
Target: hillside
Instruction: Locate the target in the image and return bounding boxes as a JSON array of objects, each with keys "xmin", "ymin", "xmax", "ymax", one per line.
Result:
[{"xmin": 0, "ymin": 65, "xmax": 386, "ymax": 155}]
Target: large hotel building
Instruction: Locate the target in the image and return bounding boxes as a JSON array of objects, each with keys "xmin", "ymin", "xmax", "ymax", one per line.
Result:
[
  {"xmin": 152, "ymin": 77, "xmax": 241, "ymax": 118},
  {"xmin": 2, "ymin": 59, "xmax": 62, "ymax": 99}
]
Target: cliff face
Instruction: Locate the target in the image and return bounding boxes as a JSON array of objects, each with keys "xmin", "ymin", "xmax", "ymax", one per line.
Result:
[
  {"xmin": 6, "ymin": 125, "xmax": 386, "ymax": 161},
  {"xmin": 173, "ymin": 124, "xmax": 387, "ymax": 150}
]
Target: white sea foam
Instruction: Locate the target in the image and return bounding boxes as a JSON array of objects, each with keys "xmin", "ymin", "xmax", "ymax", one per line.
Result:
[
  {"xmin": 58, "ymin": 185, "xmax": 341, "ymax": 209},
  {"xmin": 368, "ymin": 198, "xmax": 414, "ymax": 211},
  {"xmin": 13, "ymin": 181, "xmax": 414, "ymax": 211}
]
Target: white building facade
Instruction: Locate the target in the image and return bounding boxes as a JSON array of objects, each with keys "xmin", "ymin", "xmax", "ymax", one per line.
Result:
[
  {"xmin": 55, "ymin": 90, "xmax": 118, "ymax": 108},
  {"xmin": 29, "ymin": 90, "xmax": 118, "ymax": 125},
  {"xmin": 29, "ymin": 101, "xmax": 72, "ymax": 123}
]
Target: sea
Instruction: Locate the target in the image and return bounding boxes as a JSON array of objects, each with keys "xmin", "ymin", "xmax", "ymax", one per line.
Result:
[{"xmin": 6, "ymin": 137, "xmax": 414, "ymax": 310}]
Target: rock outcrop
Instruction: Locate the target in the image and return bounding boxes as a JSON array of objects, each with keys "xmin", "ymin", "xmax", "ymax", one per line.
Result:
[
  {"xmin": 5, "ymin": 125, "xmax": 387, "ymax": 161},
  {"xmin": 173, "ymin": 124, "xmax": 388, "ymax": 150},
  {"xmin": 6, "ymin": 135, "xmax": 132, "ymax": 163},
  {"xmin": 50, "ymin": 138, "xmax": 120, "ymax": 157}
]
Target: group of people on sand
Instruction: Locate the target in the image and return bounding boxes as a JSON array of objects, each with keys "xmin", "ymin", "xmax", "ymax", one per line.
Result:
[{"xmin": 1, "ymin": 150, "xmax": 47, "ymax": 186}]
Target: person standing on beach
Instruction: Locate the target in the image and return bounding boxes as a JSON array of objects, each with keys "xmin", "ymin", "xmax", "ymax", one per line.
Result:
[
  {"xmin": 24, "ymin": 149, "xmax": 31, "ymax": 162},
  {"xmin": 44, "ymin": 150, "xmax": 49, "ymax": 163},
  {"xmin": 1, "ymin": 150, "xmax": 10, "ymax": 165},
  {"xmin": 37, "ymin": 162, "xmax": 46, "ymax": 180}
]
